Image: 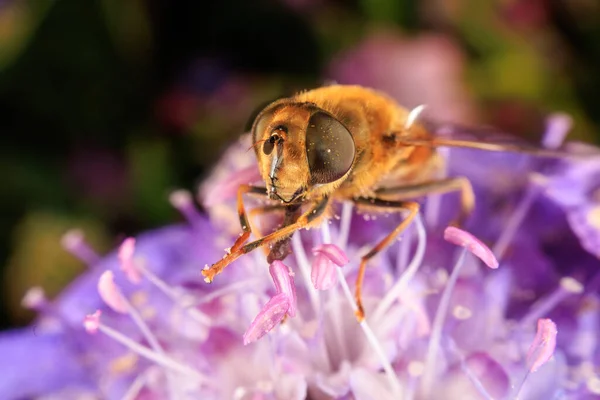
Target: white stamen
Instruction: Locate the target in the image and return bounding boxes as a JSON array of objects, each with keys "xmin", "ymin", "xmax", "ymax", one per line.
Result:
[
  {"xmin": 321, "ymin": 219, "xmax": 332, "ymax": 244},
  {"xmin": 320, "ymin": 220, "xmax": 348, "ymax": 367},
  {"xmin": 335, "ymin": 260, "xmax": 403, "ymax": 397},
  {"xmin": 137, "ymin": 263, "xmax": 212, "ymax": 326},
  {"xmin": 97, "ymin": 322, "xmax": 208, "ymax": 383},
  {"xmin": 193, "ymin": 278, "xmax": 264, "ymax": 306},
  {"xmin": 21, "ymin": 287, "xmax": 47, "ymax": 310},
  {"xmin": 396, "ymin": 223, "xmax": 413, "ymax": 274},
  {"xmin": 169, "ymin": 189, "xmax": 202, "ymax": 226},
  {"xmin": 336, "ymin": 202, "xmax": 353, "ymax": 250},
  {"xmin": 425, "ymin": 147, "xmax": 449, "ymax": 227},
  {"xmin": 119, "ymin": 289, "xmax": 164, "ymax": 354},
  {"xmin": 493, "ymin": 181, "xmax": 544, "ymax": 260},
  {"xmin": 60, "ymin": 229, "xmax": 100, "ymax": 265},
  {"xmin": 422, "ymin": 248, "xmax": 468, "ymax": 396},
  {"xmin": 122, "ymin": 367, "xmax": 155, "ymax": 400},
  {"xmin": 373, "ymin": 214, "xmax": 427, "ymax": 322},
  {"xmin": 291, "ymin": 234, "xmax": 320, "ymax": 315},
  {"xmin": 518, "ymin": 277, "xmax": 583, "ymax": 329},
  {"xmin": 446, "ymin": 338, "xmax": 495, "ymax": 400}
]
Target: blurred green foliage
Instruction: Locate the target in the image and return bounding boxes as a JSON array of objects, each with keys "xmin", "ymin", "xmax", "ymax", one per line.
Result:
[{"xmin": 1, "ymin": 0, "xmax": 599, "ymax": 328}]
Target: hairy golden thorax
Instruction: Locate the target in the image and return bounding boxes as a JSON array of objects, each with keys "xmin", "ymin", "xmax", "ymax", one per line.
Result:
[{"xmin": 251, "ymin": 85, "xmax": 440, "ymax": 204}]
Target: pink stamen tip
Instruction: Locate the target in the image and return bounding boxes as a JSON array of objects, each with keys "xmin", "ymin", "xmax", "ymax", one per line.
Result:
[
  {"xmin": 169, "ymin": 189, "xmax": 193, "ymax": 209},
  {"xmin": 443, "ymin": 226, "xmax": 499, "ymax": 269},
  {"xmin": 21, "ymin": 286, "xmax": 47, "ymax": 310},
  {"xmin": 60, "ymin": 229, "xmax": 99, "ymax": 265},
  {"xmin": 118, "ymin": 237, "xmax": 141, "ymax": 284},
  {"xmin": 312, "ymin": 244, "xmax": 350, "ymax": 266},
  {"xmin": 98, "ymin": 271, "xmax": 128, "ymax": 314},
  {"xmin": 311, "ymin": 253, "xmax": 338, "ymax": 290},
  {"xmin": 243, "ymin": 293, "xmax": 290, "ymax": 345},
  {"xmin": 542, "ymin": 113, "xmax": 572, "ymax": 150},
  {"xmin": 269, "ymin": 261, "xmax": 297, "ymax": 317},
  {"xmin": 527, "ymin": 318, "xmax": 558, "ymax": 373},
  {"xmin": 60, "ymin": 229, "xmax": 85, "ymax": 250},
  {"xmin": 84, "ymin": 310, "xmax": 102, "ymax": 334}
]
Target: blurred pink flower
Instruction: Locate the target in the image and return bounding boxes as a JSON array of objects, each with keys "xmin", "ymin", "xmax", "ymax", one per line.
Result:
[{"xmin": 328, "ymin": 32, "xmax": 476, "ymax": 123}]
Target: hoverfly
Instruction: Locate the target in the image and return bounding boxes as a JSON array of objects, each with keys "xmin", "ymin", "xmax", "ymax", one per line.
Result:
[{"xmin": 202, "ymin": 84, "xmax": 571, "ymax": 320}]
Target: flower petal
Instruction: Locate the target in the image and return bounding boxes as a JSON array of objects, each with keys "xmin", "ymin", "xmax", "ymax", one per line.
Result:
[
  {"xmin": 0, "ymin": 330, "xmax": 90, "ymax": 398},
  {"xmin": 243, "ymin": 293, "xmax": 290, "ymax": 345}
]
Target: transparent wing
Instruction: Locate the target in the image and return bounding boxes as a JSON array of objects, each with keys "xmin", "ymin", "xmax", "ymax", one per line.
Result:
[{"xmin": 398, "ymin": 120, "xmax": 582, "ymax": 158}]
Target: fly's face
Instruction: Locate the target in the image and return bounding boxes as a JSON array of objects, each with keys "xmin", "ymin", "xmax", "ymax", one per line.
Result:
[{"xmin": 251, "ymin": 101, "xmax": 355, "ymax": 203}]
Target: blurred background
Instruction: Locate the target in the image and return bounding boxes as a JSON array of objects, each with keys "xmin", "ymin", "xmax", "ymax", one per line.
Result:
[{"xmin": 0, "ymin": 0, "xmax": 599, "ymax": 329}]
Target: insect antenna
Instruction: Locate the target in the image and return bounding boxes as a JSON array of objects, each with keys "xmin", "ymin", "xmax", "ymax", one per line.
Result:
[{"xmin": 248, "ymin": 139, "xmax": 267, "ymax": 152}]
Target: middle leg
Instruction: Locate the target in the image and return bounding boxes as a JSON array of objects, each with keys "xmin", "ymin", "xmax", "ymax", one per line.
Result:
[
  {"xmin": 352, "ymin": 198, "xmax": 420, "ymax": 321},
  {"xmin": 375, "ymin": 176, "xmax": 474, "ymax": 226}
]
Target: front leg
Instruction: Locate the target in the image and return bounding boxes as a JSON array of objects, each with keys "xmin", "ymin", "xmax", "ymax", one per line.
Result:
[
  {"xmin": 230, "ymin": 184, "xmax": 269, "ymax": 253},
  {"xmin": 202, "ymin": 197, "xmax": 329, "ymax": 283}
]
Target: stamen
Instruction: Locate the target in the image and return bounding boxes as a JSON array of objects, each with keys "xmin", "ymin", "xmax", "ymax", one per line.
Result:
[
  {"xmin": 60, "ymin": 229, "xmax": 100, "ymax": 266},
  {"xmin": 373, "ymin": 214, "xmax": 427, "ymax": 322},
  {"xmin": 313, "ymin": 244, "xmax": 350, "ymax": 267},
  {"xmin": 122, "ymin": 367, "xmax": 157, "ymax": 400},
  {"xmin": 134, "ymin": 262, "xmax": 212, "ymax": 326},
  {"xmin": 291, "ymin": 234, "xmax": 320, "ymax": 314},
  {"xmin": 446, "ymin": 339, "xmax": 495, "ymax": 400},
  {"xmin": 119, "ymin": 237, "xmax": 141, "ymax": 284},
  {"xmin": 319, "ymin": 217, "xmax": 402, "ymax": 396},
  {"xmin": 311, "ymin": 244, "xmax": 349, "ymax": 291},
  {"xmin": 444, "ymin": 226, "xmax": 498, "ymax": 269},
  {"xmin": 335, "ymin": 263, "xmax": 404, "ymax": 397},
  {"xmin": 512, "ymin": 319, "xmax": 558, "ymax": 399},
  {"xmin": 169, "ymin": 189, "xmax": 202, "ymax": 226},
  {"xmin": 336, "ymin": 201, "xmax": 354, "ymax": 249},
  {"xmin": 98, "ymin": 271, "xmax": 128, "ymax": 313},
  {"xmin": 21, "ymin": 286, "xmax": 48, "ymax": 311},
  {"xmin": 84, "ymin": 310, "xmax": 102, "ymax": 334},
  {"xmin": 541, "ymin": 113, "xmax": 572, "ymax": 150},
  {"xmin": 243, "ymin": 293, "xmax": 290, "ymax": 345},
  {"xmin": 83, "ymin": 310, "xmax": 209, "ymax": 382},
  {"xmin": 311, "ymin": 253, "xmax": 338, "ymax": 290},
  {"xmin": 492, "ymin": 182, "xmax": 544, "ymax": 260},
  {"xmin": 422, "ymin": 247, "xmax": 469, "ymax": 396},
  {"xmin": 320, "ymin": 218, "xmax": 332, "ymax": 244},
  {"xmin": 425, "ymin": 146, "xmax": 449, "ymax": 228},
  {"xmin": 97, "ymin": 271, "xmax": 164, "ymax": 353},
  {"xmin": 269, "ymin": 261, "xmax": 297, "ymax": 317},
  {"xmin": 526, "ymin": 318, "xmax": 558, "ymax": 373},
  {"xmin": 396, "ymin": 222, "xmax": 413, "ymax": 273},
  {"xmin": 519, "ymin": 277, "xmax": 583, "ymax": 328},
  {"xmin": 192, "ymin": 278, "xmax": 263, "ymax": 306}
]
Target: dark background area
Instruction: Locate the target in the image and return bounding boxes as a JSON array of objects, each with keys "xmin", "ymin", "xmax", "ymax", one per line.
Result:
[{"xmin": 0, "ymin": 0, "xmax": 599, "ymax": 329}]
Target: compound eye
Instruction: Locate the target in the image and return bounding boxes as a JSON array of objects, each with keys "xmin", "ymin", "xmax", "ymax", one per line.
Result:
[{"xmin": 305, "ymin": 112, "xmax": 355, "ymax": 185}]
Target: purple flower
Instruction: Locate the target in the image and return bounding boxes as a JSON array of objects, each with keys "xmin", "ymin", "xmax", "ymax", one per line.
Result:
[{"xmin": 1, "ymin": 120, "xmax": 600, "ymax": 399}]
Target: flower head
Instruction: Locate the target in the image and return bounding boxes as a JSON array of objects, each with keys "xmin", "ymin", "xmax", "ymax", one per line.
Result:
[{"xmin": 1, "ymin": 125, "xmax": 600, "ymax": 399}]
